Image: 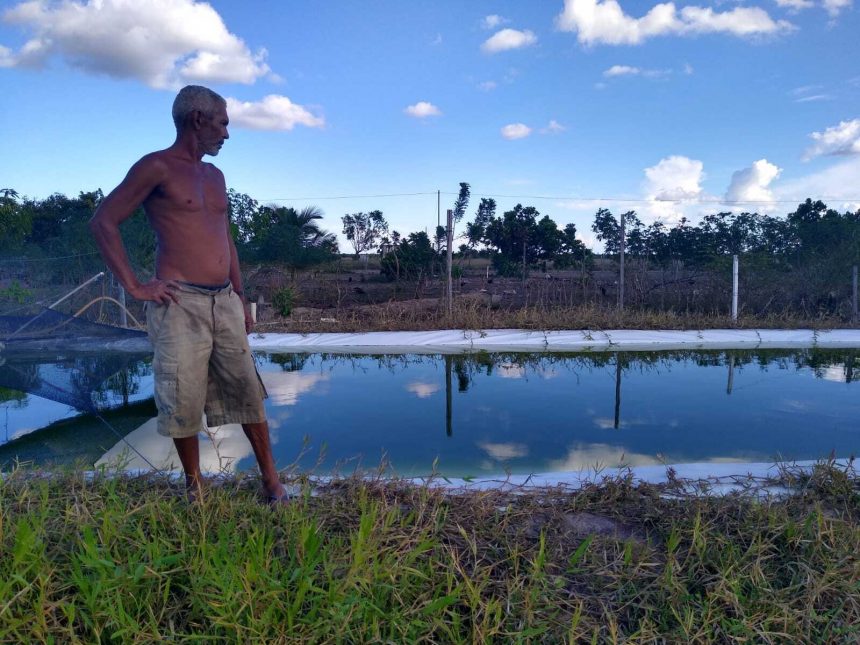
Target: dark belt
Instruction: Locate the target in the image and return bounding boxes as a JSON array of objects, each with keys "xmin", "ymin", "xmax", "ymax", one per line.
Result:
[{"xmin": 178, "ymin": 280, "xmax": 231, "ymax": 292}]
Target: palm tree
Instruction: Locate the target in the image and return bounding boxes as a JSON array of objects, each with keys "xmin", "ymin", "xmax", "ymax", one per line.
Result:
[{"xmin": 256, "ymin": 205, "xmax": 338, "ymax": 274}]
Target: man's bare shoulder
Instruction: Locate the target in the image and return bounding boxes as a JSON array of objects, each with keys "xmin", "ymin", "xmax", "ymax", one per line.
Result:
[
  {"xmin": 129, "ymin": 150, "xmax": 172, "ymax": 181},
  {"xmin": 202, "ymin": 160, "xmax": 225, "ymax": 175},
  {"xmin": 202, "ymin": 160, "xmax": 226, "ymax": 184}
]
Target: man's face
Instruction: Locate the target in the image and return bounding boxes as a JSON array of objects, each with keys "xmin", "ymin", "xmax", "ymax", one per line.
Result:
[{"xmin": 200, "ymin": 104, "xmax": 229, "ymax": 157}]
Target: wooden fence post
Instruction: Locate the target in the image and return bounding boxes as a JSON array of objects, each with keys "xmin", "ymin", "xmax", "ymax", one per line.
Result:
[{"xmin": 731, "ymin": 254, "xmax": 739, "ymax": 322}]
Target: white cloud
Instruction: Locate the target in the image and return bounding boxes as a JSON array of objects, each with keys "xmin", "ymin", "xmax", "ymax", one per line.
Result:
[
  {"xmin": 555, "ymin": 0, "xmax": 794, "ymax": 46},
  {"xmin": 796, "ymin": 94, "xmax": 833, "ymax": 102},
  {"xmin": 497, "ymin": 363, "xmax": 526, "ymax": 378},
  {"xmin": 604, "ymin": 64, "xmax": 672, "ymax": 78},
  {"xmin": 0, "ymin": 44, "xmax": 14, "ymax": 67},
  {"xmin": 823, "ymin": 0, "xmax": 852, "ymax": 17},
  {"xmin": 683, "ymin": 62, "xmax": 694, "ymax": 74},
  {"xmin": 478, "ymin": 80, "xmax": 498, "ymax": 91},
  {"xmin": 477, "ymin": 441, "xmax": 528, "ymax": 460},
  {"xmin": 821, "ymin": 364, "xmax": 848, "ymax": 382},
  {"xmin": 724, "ymin": 159, "xmax": 781, "ymax": 206},
  {"xmin": 431, "ymin": 33, "xmax": 443, "ymax": 46},
  {"xmin": 406, "ymin": 382, "xmax": 440, "ymax": 398},
  {"xmin": 226, "ymin": 95, "xmax": 325, "ymax": 131},
  {"xmin": 643, "ymin": 155, "xmax": 705, "ymax": 222},
  {"xmin": 776, "ymin": 0, "xmax": 815, "ymax": 10},
  {"xmin": 404, "ymin": 101, "xmax": 442, "ymax": 118},
  {"xmin": 500, "ymin": 123, "xmax": 532, "ymax": 140},
  {"xmin": 1, "ymin": 0, "xmax": 271, "ymax": 88},
  {"xmin": 482, "ymin": 14, "xmax": 509, "ymax": 29},
  {"xmin": 540, "ymin": 119, "xmax": 567, "ymax": 134},
  {"xmin": 603, "ymin": 65, "xmax": 672, "ymax": 78},
  {"xmin": 604, "ymin": 64, "xmax": 640, "ymax": 77},
  {"xmin": 547, "ymin": 442, "xmax": 663, "ymax": 472},
  {"xmin": 645, "ymin": 155, "xmax": 704, "ymax": 201},
  {"xmin": 261, "ymin": 371, "xmax": 328, "ymax": 406},
  {"xmin": 803, "ymin": 119, "xmax": 860, "ymax": 159},
  {"xmin": 481, "ymin": 28, "xmax": 538, "ymax": 53},
  {"xmin": 775, "ymin": 156, "xmax": 860, "ymax": 213}
]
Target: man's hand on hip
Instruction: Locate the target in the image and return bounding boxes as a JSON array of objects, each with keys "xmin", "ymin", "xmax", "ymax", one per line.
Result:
[{"xmin": 130, "ymin": 279, "xmax": 181, "ymax": 305}]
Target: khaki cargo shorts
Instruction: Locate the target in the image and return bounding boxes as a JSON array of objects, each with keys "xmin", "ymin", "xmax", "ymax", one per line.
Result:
[{"xmin": 145, "ymin": 282, "xmax": 268, "ymax": 439}]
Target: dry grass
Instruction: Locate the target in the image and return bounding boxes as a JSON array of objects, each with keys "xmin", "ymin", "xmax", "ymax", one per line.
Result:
[
  {"xmin": 255, "ymin": 298, "xmax": 856, "ymax": 334},
  {"xmin": 1, "ymin": 461, "xmax": 859, "ymax": 642}
]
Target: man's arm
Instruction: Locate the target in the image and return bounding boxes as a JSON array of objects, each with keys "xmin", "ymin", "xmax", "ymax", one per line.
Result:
[
  {"xmin": 89, "ymin": 156, "xmax": 178, "ymax": 304},
  {"xmin": 226, "ymin": 216, "xmax": 254, "ymax": 333}
]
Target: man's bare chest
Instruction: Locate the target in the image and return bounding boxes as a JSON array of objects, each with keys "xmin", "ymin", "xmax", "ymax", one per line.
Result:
[{"xmin": 149, "ymin": 166, "xmax": 228, "ymax": 218}]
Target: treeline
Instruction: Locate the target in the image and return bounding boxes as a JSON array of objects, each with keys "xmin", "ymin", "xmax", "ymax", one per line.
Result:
[
  {"xmin": 591, "ymin": 202, "xmax": 860, "ymax": 274},
  {"xmin": 1, "ymin": 185, "xmax": 858, "ymax": 295}
]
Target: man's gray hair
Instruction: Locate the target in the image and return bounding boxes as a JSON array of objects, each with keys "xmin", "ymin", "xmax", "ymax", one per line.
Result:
[{"xmin": 172, "ymin": 85, "xmax": 226, "ymax": 130}]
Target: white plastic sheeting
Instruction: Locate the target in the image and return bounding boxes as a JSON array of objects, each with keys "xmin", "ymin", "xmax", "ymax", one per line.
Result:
[
  {"xmin": 249, "ymin": 328, "xmax": 860, "ymax": 353},
  {"xmin": 406, "ymin": 460, "xmax": 850, "ymax": 493},
  {"xmin": 86, "ymin": 457, "xmax": 848, "ymax": 496}
]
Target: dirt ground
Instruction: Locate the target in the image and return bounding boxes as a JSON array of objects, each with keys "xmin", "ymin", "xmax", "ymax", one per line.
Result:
[{"xmin": 244, "ymin": 258, "xmax": 610, "ymax": 327}]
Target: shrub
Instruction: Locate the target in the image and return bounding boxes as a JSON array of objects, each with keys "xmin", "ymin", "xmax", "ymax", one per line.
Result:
[{"xmin": 272, "ymin": 287, "xmax": 295, "ymax": 317}]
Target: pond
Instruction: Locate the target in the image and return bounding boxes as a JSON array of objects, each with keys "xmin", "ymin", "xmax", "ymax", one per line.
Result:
[{"xmin": 1, "ymin": 349, "xmax": 858, "ymax": 477}]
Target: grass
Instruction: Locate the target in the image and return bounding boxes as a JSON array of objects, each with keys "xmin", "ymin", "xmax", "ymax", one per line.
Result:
[{"xmin": 1, "ymin": 461, "xmax": 859, "ymax": 642}]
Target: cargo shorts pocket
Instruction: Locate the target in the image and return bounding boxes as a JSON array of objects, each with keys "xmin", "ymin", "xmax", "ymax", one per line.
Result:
[{"xmin": 153, "ymin": 359, "xmax": 179, "ymax": 416}]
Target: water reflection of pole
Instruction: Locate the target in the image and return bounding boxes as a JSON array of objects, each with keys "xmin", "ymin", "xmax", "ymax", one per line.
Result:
[
  {"xmin": 121, "ymin": 368, "xmax": 129, "ymax": 407},
  {"xmin": 726, "ymin": 354, "xmax": 735, "ymax": 395},
  {"xmin": 445, "ymin": 354, "xmax": 453, "ymax": 437},
  {"xmin": 614, "ymin": 354, "xmax": 622, "ymax": 429}
]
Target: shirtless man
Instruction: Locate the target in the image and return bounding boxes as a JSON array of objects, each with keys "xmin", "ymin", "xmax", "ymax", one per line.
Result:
[{"xmin": 90, "ymin": 85, "xmax": 289, "ymax": 504}]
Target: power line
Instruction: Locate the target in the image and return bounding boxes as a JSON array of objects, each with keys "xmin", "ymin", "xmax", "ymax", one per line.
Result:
[
  {"xmin": 257, "ymin": 189, "xmax": 859, "ymax": 206},
  {"xmin": 0, "ymin": 251, "xmax": 100, "ymax": 264},
  {"xmin": 259, "ymin": 191, "xmax": 437, "ymax": 201}
]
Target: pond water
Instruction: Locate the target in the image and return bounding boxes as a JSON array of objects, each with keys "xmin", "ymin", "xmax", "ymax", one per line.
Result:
[{"xmin": 1, "ymin": 349, "xmax": 858, "ymax": 477}]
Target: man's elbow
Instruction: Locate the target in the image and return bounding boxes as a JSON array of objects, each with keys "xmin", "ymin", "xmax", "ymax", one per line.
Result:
[{"xmin": 89, "ymin": 212, "xmax": 114, "ymax": 242}]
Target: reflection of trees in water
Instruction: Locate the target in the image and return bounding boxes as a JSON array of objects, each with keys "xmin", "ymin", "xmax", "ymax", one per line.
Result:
[
  {"xmin": 0, "ymin": 353, "xmax": 152, "ymax": 411},
  {"xmin": 0, "ymin": 362, "xmax": 39, "ymax": 407},
  {"xmin": 268, "ymin": 353, "xmax": 310, "ymax": 372},
  {"xmin": 0, "ymin": 386, "xmax": 27, "ymax": 408},
  {"xmin": 262, "ymin": 348, "xmax": 860, "ymax": 391},
  {"xmin": 91, "ymin": 357, "xmax": 152, "ymax": 408}
]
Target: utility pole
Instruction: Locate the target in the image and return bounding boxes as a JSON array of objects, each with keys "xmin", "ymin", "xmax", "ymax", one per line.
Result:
[
  {"xmin": 732, "ymin": 254, "xmax": 739, "ymax": 322},
  {"xmin": 853, "ymin": 265, "xmax": 858, "ymax": 321},
  {"xmin": 446, "ymin": 208, "xmax": 454, "ymax": 317},
  {"xmin": 436, "ymin": 190, "xmax": 441, "ymax": 254},
  {"xmin": 618, "ymin": 213, "xmax": 625, "ymax": 311}
]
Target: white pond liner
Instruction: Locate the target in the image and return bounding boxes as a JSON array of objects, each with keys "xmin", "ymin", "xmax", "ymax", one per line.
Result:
[
  {"xmin": 247, "ymin": 328, "xmax": 860, "ymax": 354},
  {"xmin": 81, "ymin": 459, "xmax": 853, "ymax": 499},
  {"xmin": 88, "ymin": 328, "xmax": 860, "ymax": 491}
]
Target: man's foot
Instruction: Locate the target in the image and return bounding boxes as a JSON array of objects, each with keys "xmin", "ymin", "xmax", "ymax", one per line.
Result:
[
  {"xmin": 185, "ymin": 483, "xmax": 203, "ymax": 505},
  {"xmin": 262, "ymin": 482, "xmax": 298, "ymax": 507}
]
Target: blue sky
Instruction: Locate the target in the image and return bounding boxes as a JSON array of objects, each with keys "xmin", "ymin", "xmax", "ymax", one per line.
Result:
[{"xmin": 1, "ymin": 0, "xmax": 858, "ymax": 249}]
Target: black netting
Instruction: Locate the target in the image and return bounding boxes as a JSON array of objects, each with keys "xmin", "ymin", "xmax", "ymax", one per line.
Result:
[
  {"xmin": 0, "ymin": 308, "xmax": 150, "ymax": 412},
  {"xmin": 0, "ymin": 307, "xmax": 146, "ymax": 345}
]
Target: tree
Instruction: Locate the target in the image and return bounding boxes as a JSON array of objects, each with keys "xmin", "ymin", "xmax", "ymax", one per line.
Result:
[
  {"xmin": 465, "ymin": 197, "xmax": 496, "ymax": 249},
  {"xmin": 341, "ymin": 210, "xmax": 388, "ymax": 258},
  {"xmin": 451, "ymin": 182, "xmax": 471, "ymax": 225},
  {"xmin": 0, "ymin": 189, "xmax": 30, "ymax": 250},
  {"xmin": 591, "ymin": 209, "xmax": 645, "ymax": 256},
  {"xmin": 227, "ymin": 188, "xmax": 260, "ymax": 244},
  {"xmin": 380, "ymin": 231, "xmax": 436, "ymax": 280},
  {"xmin": 554, "ymin": 222, "xmax": 592, "ymax": 268},
  {"xmin": 251, "ymin": 205, "xmax": 338, "ymax": 273},
  {"xmin": 482, "ymin": 204, "xmax": 568, "ymax": 276}
]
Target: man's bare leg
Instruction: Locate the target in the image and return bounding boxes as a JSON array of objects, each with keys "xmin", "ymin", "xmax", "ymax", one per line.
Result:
[
  {"xmin": 242, "ymin": 421, "xmax": 287, "ymax": 500},
  {"xmin": 173, "ymin": 435, "xmax": 202, "ymax": 500}
]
